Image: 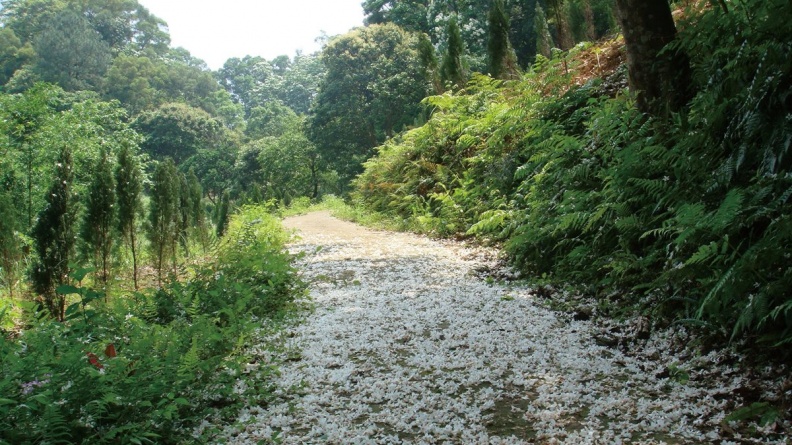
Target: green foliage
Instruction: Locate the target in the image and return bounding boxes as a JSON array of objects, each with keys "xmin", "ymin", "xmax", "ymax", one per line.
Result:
[
  {"xmin": 0, "ymin": 187, "xmax": 24, "ymax": 297},
  {"xmin": 355, "ymin": 0, "xmax": 792, "ymax": 350},
  {"xmin": 725, "ymin": 402, "xmax": 781, "ymax": 428},
  {"xmin": 217, "ymin": 53, "xmax": 324, "ymax": 117},
  {"xmin": 147, "ymin": 159, "xmax": 180, "ymax": 284},
  {"xmin": 309, "ymin": 23, "xmax": 432, "ymax": 187},
  {"xmin": 0, "ymin": 206, "xmax": 301, "ymax": 443},
  {"xmin": 134, "ymin": 103, "xmax": 227, "ymax": 165},
  {"xmin": 534, "ymin": 3, "xmax": 553, "ymax": 58},
  {"xmin": 487, "ymin": 0, "xmax": 519, "ymax": 80},
  {"xmin": 215, "ymin": 190, "xmax": 231, "ymax": 238},
  {"xmin": 31, "ymin": 9, "xmax": 112, "ymax": 92},
  {"xmin": 80, "ymin": 150, "xmax": 116, "ymax": 284},
  {"xmin": 235, "ymin": 118, "xmax": 319, "ymax": 204},
  {"xmin": 186, "ymin": 167, "xmax": 208, "ymax": 251},
  {"xmin": 440, "ymin": 17, "xmax": 467, "ymax": 90},
  {"xmin": 115, "ymin": 144, "xmax": 144, "ymax": 290},
  {"xmin": 30, "ymin": 144, "xmax": 77, "ymax": 320}
]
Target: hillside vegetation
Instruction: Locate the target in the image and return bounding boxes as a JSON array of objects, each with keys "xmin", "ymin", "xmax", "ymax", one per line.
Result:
[{"xmin": 355, "ymin": 0, "xmax": 792, "ymax": 350}]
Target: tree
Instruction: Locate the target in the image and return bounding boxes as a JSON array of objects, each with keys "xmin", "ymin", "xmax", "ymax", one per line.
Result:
[
  {"xmin": 186, "ymin": 168, "xmax": 208, "ymax": 250},
  {"xmin": 215, "ymin": 190, "xmax": 231, "ymax": 238},
  {"xmin": 80, "ymin": 149, "xmax": 115, "ymax": 285},
  {"xmin": 245, "ymin": 101, "xmax": 299, "ymax": 140},
  {"xmin": 104, "ymin": 54, "xmax": 159, "ymax": 113},
  {"xmin": 363, "ymin": 0, "xmax": 431, "ymax": 33},
  {"xmin": 440, "ymin": 17, "xmax": 467, "ymax": 89},
  {"xmin": 239, "ymin": 118, "xmax": 319, "ymax": 203},
  {"xmin": 488, "ymin": 0, "xmax": 519, "ymax": 80},
  {"xmin": 614, "ymin": 0, "xmax": 692, "ymax": 116},
  {"xmin": 31, "ymin": 144, "xmax": 76, "ymax": 320},
  {"xmin": 417, "ymin": 32, "xmax": 442, "ymax": 94},
  {"xmin": 115, "ymin": 144, "xmax": 143, "ymax": 290},
  {"xmin": 570, "ymin": 0, "xmax": 597, "ymax": 42},
  {"xmin": 32, "ymin": 9, "xmax": 112, "ymax": 91},
  {"xmin": 134, "ymin": 103, "xmax": 226, "ymax": 165},
  {"xmin": 309, "ymin": 24, "xmax": 431, "ymax": 187},
  {"xmin": 180, "ymin": 147, "xmax": 236, "ymax": 205},
  {"xmin": 546, "ymin": 0, "xmax": 573, "ymax": 51},
  {"xmin": 147, "ymin": 159, "xmax": 179, "ymax": 285},
  {"xmin": 177, "ymin": 172, "xmax": 191, "ymax": 256},
  {"xmin": 217, "ymin": 55, "xmax": 272, "ymax": 115},
  {"xmin": 534, "ymin": 3, "xmax": 553, "ymax": 58},
  {"xmin": 0, "ymin": 27, "xmax": 35, "ymax": 86}
]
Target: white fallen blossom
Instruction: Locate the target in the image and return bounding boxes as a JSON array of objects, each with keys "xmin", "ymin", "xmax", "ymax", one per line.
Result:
[{"xmin": 221, "ymin": 213, "xmax": 787, "ymax": 444}]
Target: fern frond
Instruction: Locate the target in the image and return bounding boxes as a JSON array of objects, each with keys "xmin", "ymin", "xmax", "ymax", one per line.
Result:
[
  {"xmin": 711, "ymin": 188, "xmax": 744, "ymax": 230},
  {"xmin": 697, "ymin": 263, "xmax": 736, "ymax": 318},
  {"xmin": 37, "ymin": 404, "xmax": 72, "ymax": 445}
]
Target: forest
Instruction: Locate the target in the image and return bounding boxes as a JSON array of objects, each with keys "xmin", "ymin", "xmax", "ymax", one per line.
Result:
[{"xmin": 0, "ymin": 0, "xmax": 790, "ymax": 442}]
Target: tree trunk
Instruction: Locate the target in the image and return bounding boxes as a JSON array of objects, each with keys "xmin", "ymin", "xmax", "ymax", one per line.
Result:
[{"xmin": 614, "ymin": 0, "xmax": 692, "ymax": 116}]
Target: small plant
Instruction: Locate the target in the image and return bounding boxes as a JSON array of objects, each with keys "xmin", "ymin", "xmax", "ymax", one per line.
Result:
[{"xmin": 725, "ymin": 402, "xmax": 780, "ymax": 428}]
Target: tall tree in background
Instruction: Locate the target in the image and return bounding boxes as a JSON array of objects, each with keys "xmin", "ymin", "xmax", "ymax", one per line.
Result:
[
  {"xmin": 488, "ymin": 0, "xmax": 519, "ymax": 79},
  {"xmin": 148, "ymin": 159, "xmax": 179, "ymax": 285},
  {"xmin": 32, "ymin": 10, "xmax": 112, "ymax": 91},
  {"xmin": 80, "ymin": 149, "xmax": 116, "ymax": 285},
  {"xmin": 580, "ymin": 0, "xmax": 597, "ymax": 41},
  {"xmin": 417, "ymin": 32, "xmax": 443, "ymax": 94},
  {"xmin": 440, "ymin": 17, "xmax": 467, "ymax": 89},
  {"xmin": 134, "ymin": 103, "xmax": 226, "ymax": 165},
  {"xmin": 547, "ymin": 0, "xmax": 573, "ymax": 51},
  {"xmin": 309, "ymin": 24, "xmax": 431, "ymax": 187},
  {"xmin": 534, "ymin": 3, "xmax": 553, "ymax": 58},
  {"xmin": 115, "ymin": 144, "xmax": 143, "ymax": 290},
  {"xmin": 363, "ymin": 0, "xmax": 430, "ymax": 33},
  {"xmin": 614, "ymin": 0, "xmax": 692, "ymax": 116},
  {"xmin": 31, "ymin": 145, "xmax": 76, "ymax": 320}
]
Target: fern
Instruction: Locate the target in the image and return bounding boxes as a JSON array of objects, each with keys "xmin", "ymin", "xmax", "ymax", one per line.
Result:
[
  {"xmin": 37, "ymin": 404, "xmax": 72, "ymax": 445},
  {"xmin": 711, "ymin": 188, "xmax": 744, "ymax": 231}
]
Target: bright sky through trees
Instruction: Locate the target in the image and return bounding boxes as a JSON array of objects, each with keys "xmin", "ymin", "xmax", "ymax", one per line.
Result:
[{"xmin": 137, "ymin": 0, "xmax": 365, "ymax": 69}]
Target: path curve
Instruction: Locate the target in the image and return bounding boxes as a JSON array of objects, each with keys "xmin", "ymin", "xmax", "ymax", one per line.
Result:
[{"xmin": 226, "ymin": 211, "xmax": 744, "ymax": 444}]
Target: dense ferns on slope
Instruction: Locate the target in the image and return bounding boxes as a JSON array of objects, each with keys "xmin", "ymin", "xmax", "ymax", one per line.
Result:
[{"xmin": 354, "ymin": 0, "xmax": 792, "ymax": 350}]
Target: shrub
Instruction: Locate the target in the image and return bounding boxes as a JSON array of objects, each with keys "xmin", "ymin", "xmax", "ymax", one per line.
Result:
[{"xmin": 0, "ymin": 204, "xmax": 301, "ymax": 444}]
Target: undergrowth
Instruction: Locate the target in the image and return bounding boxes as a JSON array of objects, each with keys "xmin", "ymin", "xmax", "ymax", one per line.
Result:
[
  {"xmin": 354, "ymin": 0, "xmax": 792, "ymax": 353},
  {"xmin": 0, "ymin": 204, "xmax": 303, "ymax": 444}
]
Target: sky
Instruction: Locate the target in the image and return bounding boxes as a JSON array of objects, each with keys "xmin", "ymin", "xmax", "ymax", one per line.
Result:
[{"xmin": 136, "ymin": 0, "xmax": 366, "ymax": 70}]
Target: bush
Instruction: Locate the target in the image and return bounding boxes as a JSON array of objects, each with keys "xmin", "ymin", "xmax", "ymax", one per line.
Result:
[{"xmin": 0, "ymin": 204, "xmax": 301, "ymax": 444}]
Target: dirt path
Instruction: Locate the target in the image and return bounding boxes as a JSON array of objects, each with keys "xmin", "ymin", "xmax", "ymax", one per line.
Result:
[{"xmin": 225, "ymin": 211, "xmax": 750, "ymax": 444}]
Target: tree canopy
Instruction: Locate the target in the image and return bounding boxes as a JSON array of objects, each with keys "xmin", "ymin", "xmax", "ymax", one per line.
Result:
[{"xmin": 308, "ymin": 23, "xmax": 431, "ymax": 186}]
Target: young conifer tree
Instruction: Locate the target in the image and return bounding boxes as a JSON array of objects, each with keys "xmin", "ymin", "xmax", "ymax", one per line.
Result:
[
  {"xmin": 417, "ymin": 32, "xmax": 443, "ymax": 94},
  {"xmin": 115, "ymin": 144, "xmax": 143, "ymax": 290},
  {"xmin": 487, "ymin": 0, "xmax": 519, "ymax": 79},
  {"xmin": 147, "ymin": 159, "xmax": 179, "ymax": 285},
  {"xmin": 80, "ymin": 149, "xmax": 115, "ymax": 285},
  {"xmin": 186, "ymin": 168, "xmax": 207, "ymax": 250},
  {"xmin": 177, "ymin": 172, "xmax": 191, "ymax": 256},
  {"xmin": 215, "ymin": 190, "xmax": 231, "ymax": 238},
  {"xmin": 31, "ymin": 145, "xmax": 76, "ymax": 320},
  {"xmin": 440, "ymin": 17, "xmax": 467, "ymax": 89}
]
